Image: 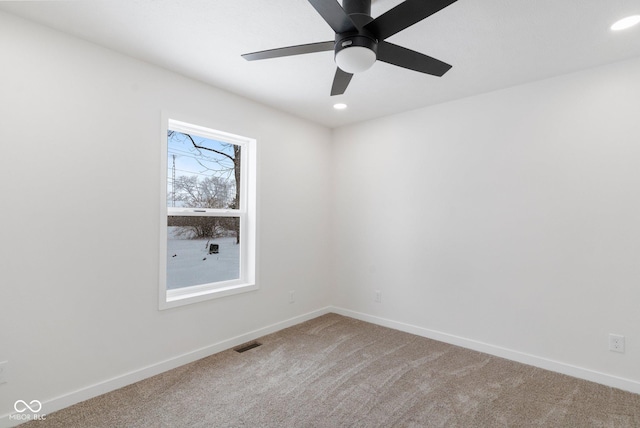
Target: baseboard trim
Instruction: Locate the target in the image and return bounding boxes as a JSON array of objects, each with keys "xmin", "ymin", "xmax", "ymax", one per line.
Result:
[
  {"xmin": 329, "ymin": 306, "xmax": 640, "ymax": 395},
  {"xmin": 0, "ymin": 307, "xmax": 331, "ymax": 428}
]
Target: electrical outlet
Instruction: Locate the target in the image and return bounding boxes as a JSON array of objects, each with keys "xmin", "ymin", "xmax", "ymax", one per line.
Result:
[
  {"xmin": 609, "ymin": 334, "xmax": 625, "ymax": 353},
  {"xmin": 289, "ymin": 290, "xmax": 295, "ymax": 303},
  {"xmin": 374, "ymin": 290, "xmax": 382, "ymax": 303},
  {"xmin": 0, "ymin": 361, "xmax": 8, "ymax": 384}
]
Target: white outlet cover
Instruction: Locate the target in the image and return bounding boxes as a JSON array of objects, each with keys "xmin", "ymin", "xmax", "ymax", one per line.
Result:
[{"xmin": 609, "ymin": 334, "xmax": 625, "ymax": 353}]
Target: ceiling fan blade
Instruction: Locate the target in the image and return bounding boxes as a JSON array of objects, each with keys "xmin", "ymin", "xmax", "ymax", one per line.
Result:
[
  {"xmin": 365, "ymin": 0, "xmax": 458, "ymax": 41},
  {"xmin": 331, "ymin": 67, "xmax": 353, "ymax": 96},
  {"xmin": 308, "ymin": 0, "xmax": 357, "ymax": 34},
  {"xmin": 377, "ymin": 41, "xmax": 452, "ymax": 76},
  {"xmin": 242, "ymin": 41, "xmax": 334, "ymax": 61}
]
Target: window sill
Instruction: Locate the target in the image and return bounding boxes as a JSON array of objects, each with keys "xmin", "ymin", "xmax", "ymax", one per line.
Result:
[{"xmin": 159, "ymin": 282, "xmax": 258, "ymax": 310}]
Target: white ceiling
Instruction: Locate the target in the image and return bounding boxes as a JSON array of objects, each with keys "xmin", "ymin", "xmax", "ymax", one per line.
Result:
[{"xmin": 2, "ymin": 0, "xmax": 640, "ymax": 128}]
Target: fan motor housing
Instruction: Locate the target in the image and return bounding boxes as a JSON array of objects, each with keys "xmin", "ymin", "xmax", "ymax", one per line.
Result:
[{"xmin": 334, "ymin": 34, "xmax": 378, "ymax": 57}]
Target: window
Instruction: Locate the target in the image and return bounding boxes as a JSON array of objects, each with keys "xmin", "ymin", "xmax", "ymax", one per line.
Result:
[{"xmin": 159, "ymin": 117, "xmax": 257, "ymax": 309}]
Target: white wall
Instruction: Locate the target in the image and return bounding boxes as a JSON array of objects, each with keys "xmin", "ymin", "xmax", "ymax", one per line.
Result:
[
  {"xmin": 332, "ymin": 56, "xmax": 640, "ymax": 389},
  {"xmin": 0, "ymin": 11, "xmax": 332, "ymax": 421}
]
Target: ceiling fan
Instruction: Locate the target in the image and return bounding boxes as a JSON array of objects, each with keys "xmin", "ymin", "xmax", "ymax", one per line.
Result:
[{"xmin": 242, "ymin": 0, "xmax": 457, "ymax": 96}]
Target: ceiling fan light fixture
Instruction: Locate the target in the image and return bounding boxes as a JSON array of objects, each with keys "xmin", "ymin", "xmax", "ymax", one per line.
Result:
[
  {"xmin": 242, "ymin": 0, "xmax": 459, "ymax": 95},
  {"xmin": 611, "ymin": 15, "xmax": 640, "ymax": 31},
  {"xmin": 335, "ymin": 46, "xmax": 377, "ymax": 73}
]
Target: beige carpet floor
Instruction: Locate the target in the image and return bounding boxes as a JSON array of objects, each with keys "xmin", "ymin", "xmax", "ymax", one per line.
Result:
[{"xmin": 23, "ymin": 313, "xmax": 640, "ymax": 427}]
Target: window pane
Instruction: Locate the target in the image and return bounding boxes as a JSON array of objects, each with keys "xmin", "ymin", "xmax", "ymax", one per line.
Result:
[
  {"xmin": 167, "ymin": 216, "xmax": 240, "ymax": 289},
  {"xmin": 167, "ymin": 131, "xmax": 241, "ymax": 209}
]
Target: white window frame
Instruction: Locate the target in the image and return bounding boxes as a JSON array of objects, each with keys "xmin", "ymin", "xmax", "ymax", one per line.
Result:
[{"xmin": 159, "ymin": 116, "xmax": 257, "ymax": 310}]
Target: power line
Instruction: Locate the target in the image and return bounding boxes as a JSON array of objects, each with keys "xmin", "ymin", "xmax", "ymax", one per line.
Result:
[{"xmin": 168, "ymin": 168, "xmax": 234, "ymax": 178}]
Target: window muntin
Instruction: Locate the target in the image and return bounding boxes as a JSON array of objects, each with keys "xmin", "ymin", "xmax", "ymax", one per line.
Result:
[{"xmin": 160, "ymin": 117, "xmax": 256, "ymax": 309}]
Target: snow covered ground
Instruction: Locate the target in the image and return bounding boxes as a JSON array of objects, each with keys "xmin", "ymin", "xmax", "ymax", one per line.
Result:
[{"xmin": 167, "ymin": 227, "xmax": 239, "ymax": 289}]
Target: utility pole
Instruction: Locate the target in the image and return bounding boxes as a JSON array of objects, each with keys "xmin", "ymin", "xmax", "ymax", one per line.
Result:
[{"xmin": 172, "ymin": 154, "xmax": 176, "ymax": 207}]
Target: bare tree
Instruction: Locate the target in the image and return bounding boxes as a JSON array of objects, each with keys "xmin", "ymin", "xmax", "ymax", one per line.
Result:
[
  {"xmin": 173, "ymin": 175, "xmax": 232, "ymax": 209},
  {"xmin": 168, "ymin": 216, "xmax": 221, "ymax": 240}
]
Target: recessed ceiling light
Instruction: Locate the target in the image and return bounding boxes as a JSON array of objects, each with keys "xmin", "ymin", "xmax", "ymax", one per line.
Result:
[
  {"xmin": 333, "ymin": 103, "xmax": 348, "ymax": 110},
  {"xmin": 611, "ymin": 15, "xmax": 640, "ymax": 31}
]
